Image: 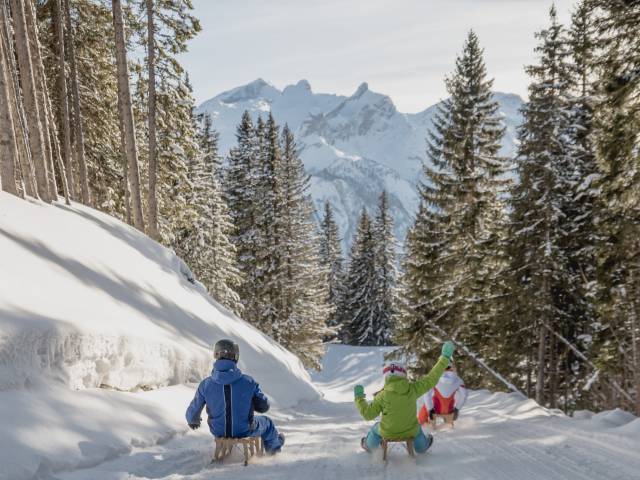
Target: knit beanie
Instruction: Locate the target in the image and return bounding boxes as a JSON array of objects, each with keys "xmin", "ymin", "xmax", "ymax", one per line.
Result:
[{"xmin": 383, "ymin": 362, "xmax": 407, "ymax": 379}]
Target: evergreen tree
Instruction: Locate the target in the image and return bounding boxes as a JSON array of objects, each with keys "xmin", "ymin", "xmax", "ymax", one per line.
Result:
[
  {"xmin": 278, "ymin": 125, "xmax": 330, "ymax": 366},
  {"xmin": 225, "ymin": 111, "xmax": 262, "ymax": 323},
  {"xmin": 319, "ymin": 201, "xmax": 345, "ymax": 336},
  {"xmin": 506, "ymin": 7, "xmax": 575, "ymax": 407},
  {"xmin": 395, "ymin": 202, "xmax": 448, "ymax": 373},
  {"xmin": 181, "ymin": 116, "xmax": 242, "ymax": 314},
  {"xmin": 590, "ymin": 0, "xmax": 640, "ymax": 415},
  {"xmin": 342, "ymin": 209, "xmax": 378, "ymax": 345},
  {"xmin": 371, "ymin": 190, "xmax": 397, "ymax": 346},
  {"xmin": 407, "ymin": 31, "xmax": 509, "ymax": 381}
]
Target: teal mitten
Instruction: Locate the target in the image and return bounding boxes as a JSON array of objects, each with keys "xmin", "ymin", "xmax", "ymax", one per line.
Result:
[
  {"xmin": 441, "ymin": 341, "xmax": 455, "ymax": 360},
  {"xmin": 354, "ymin": 384, "xmax": 365, "ymax": 399}
]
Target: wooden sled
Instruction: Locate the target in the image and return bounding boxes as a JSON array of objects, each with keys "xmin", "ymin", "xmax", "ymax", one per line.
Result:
[
  {"xmin": 213, "ymin": 436, "xmax": 264, "ymax": 466},
  {"xmin": 381, "ymin": 438, "xmax": 415, "ymax": 461},
  {"xmin": 433, "ymin": 413, "xmax": 455, "ymax": 430}
]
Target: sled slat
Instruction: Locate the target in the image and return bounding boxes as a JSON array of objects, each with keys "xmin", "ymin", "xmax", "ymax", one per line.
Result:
[{"xmin": 213, "ymin": 436, "xmax": 262, "ymax": 466}]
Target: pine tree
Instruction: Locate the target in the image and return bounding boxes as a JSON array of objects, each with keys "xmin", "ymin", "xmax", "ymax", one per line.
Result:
[
  {"xmin": 412, "ymin": 31, "xmax": 509, "ymax": 381},
  {"xmin": 225, "ymin": 111, "xmax": 262, "ymax": 323},
  {"xmin": 342, "ymin": 209, "xmax": 378, "ymax": 345},
  {"xmin": 395, "ymin": 202, "xmax": 448, "ymax": 373},
  {"xmin": 590, "ymin": 0, "xmax": 640, "ymax": 415},
  {"xmin": 506, "ymin": 7, "xmax": 575, "ymax": 407},
  {"xmin": 319, "ymin": 201, "xmax": 345, "ymax": 336},
  {"xmin": 278, "ymin": 125, "xmax": 330, "ymax": 366},
  {"xmin": 181, "ymin": 115, "xmax": 242, "ymax": 314},
  {"xmin": 371, "ymin": 190, "xmax": 397, "ymax": 346}
]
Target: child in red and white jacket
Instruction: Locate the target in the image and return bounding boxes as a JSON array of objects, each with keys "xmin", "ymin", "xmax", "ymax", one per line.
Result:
[{"xmin": 418, "ymin": 363, "xmax": 467, "ymax": 425}]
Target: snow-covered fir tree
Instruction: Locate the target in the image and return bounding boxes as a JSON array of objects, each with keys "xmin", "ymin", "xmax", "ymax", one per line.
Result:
[
  {"xmin": 371, "ymin": 190, "xmax": 397, "ymax": 346},
  {"xmin": 402, "ymin": 31, "xmax": 509, "ymax": 380},
  {"xmin": 319, "ymin": 201, "xmax": 345, "ymax": 336},
  {"xmin": 179, "ymin": 114, "xmax": 242, "ymax": 314},
  {"xmin": 505, "ymin": 7, "xmax": 575, "ymax": 407},
  {"xmin": 225, "ymin": 111, "xmax": 262, "ymax": 323},
  {"xmin": 278, "ymin": 125, "xmax": 330, "ymax": 367},
  {"xmin": 341, "ymin": 209, "xmax": 379, "ymax": 345},
  {"xmin": 224, "ymin": 113, "xmax": 329, "ymax": 367}
]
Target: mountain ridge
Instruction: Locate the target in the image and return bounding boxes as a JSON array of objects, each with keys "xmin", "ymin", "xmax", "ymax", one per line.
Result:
[{"xmin": 197, "ymin": 79, "xmax": 523, "ymax": 249}]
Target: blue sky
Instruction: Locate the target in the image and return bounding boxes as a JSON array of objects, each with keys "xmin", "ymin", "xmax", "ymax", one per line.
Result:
[{"xmin": 179, "ymin": 0, "xmax": 575, "ymax": 112}]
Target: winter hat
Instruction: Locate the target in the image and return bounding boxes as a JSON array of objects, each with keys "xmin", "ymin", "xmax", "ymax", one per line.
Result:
[{"xmin": 383, "ymin": 362, "xmax": 407, "ymax": 379}]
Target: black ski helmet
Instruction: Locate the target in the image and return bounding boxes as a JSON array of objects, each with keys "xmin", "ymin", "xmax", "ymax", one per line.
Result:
[{"xmin": 214, "ymin": 339, "xmax": 240, "ymax": 362}]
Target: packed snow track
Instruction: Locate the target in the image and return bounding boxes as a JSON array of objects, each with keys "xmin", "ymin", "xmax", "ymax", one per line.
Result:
[{"xmin": 56, "ymin": 346, "xmax": 640, "ymax": 480}]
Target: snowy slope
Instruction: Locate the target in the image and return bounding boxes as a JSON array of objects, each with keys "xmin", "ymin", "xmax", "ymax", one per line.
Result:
[
  {"xmin": 197, "ymin": 79, "xmax": 523, "ymax": 247},
  {"xmin": 54, "ymin": 345, "xmax": 640, "ymax": 480},
  {"xmin": 0, "ymin": 193, "xmax": 319, "ymax": 480}
]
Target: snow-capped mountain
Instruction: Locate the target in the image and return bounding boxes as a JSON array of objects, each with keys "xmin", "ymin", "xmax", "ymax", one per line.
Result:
[{"xmin": 197, "ymin": 79, "xmax": 523, "ymax": 249}]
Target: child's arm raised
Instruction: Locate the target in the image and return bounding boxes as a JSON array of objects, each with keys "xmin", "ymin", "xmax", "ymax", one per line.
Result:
[
  {"xmin": 411, "ymin": 341, "xmax": 455, "ymax": 397},
  {"xmin": 354, "ymin": 385, "xmax": 383, "ymax": 420}
]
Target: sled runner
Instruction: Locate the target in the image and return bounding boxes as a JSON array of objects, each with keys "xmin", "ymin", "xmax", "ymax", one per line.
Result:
[
  {"xmin": 213, "ymin": 436, "xmax": 264, "ymax": 466},
  {"xmin": 381, "ymin": 438, "xmax": 415, "ymax": 461}
]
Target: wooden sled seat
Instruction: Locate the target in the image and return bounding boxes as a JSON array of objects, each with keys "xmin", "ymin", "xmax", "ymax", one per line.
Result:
[
  {"xmin": 213, "ymin": 436, "xmax": 264, "ymax": 466},
  {"xmin": 381, "ymin": 437, "xmax": 415, "ymax": 461}
]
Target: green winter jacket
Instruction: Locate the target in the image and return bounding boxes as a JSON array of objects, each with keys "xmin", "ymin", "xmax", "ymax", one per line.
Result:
[{"xmin": 355, "ymin": 356, "xmax": 449, "ymax": 439}]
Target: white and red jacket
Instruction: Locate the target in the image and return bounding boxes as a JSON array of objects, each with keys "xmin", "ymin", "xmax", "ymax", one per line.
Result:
[{"xmin": 418, "ymin": 371, "xmax": 467, "ymax": 423}]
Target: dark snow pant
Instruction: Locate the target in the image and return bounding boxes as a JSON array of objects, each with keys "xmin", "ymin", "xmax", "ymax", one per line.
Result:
[
  {"xmin": 365, "ymin": 422, "xmax": 433, "ymax": 453},
  {"xmin": 248, "ymin": 415, "xmax": 283, "ymax": 451}
]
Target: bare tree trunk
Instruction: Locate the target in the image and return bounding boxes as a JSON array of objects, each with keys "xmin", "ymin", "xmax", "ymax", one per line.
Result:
[
  {"xmin": 23, "ymin": 0, "xmax": 57, "ymax": 200},
  {"xmin": 549, "ymin": 334, "xmax": 558, "ymax": 409},
  {"xmin": 146, "ymin": 0, "xmax": 158, "ymax": 239},
  {"xmin": 53, "ymin": 0, "xmax": 74, "ymax": 200},
  {"xmin": 2, "ymin": 0, "xmax": 34, "ymax": 197},
  {"xmin": 63, "ymin": 0, "xmax": 89, "ymax": 205},
  {"xmin": 0, "ymin": 9, "xmax": 19, "ymax": 196},
  {"xmin": 118, "ymin": 74, "xmax": 131, "ymax": 225},
  {"xmin": 9, "ymin": 0, "xmax": 52, "ymax": 202},
  {"xmin": 43, "ymin": 77, "xmax": 70, "ymax": 205},
  {"xmin": 112, "ymin": 0, "xmax": 144, "ymax": 232},
  {"xmin": 536, "ymin": 323, "xmax": 546, "ymax": 405}
]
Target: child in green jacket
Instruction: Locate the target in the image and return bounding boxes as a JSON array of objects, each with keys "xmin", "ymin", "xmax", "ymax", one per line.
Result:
[{"xmin": 354, "ymin": 341, "xmax": 454, "ymax": 453}]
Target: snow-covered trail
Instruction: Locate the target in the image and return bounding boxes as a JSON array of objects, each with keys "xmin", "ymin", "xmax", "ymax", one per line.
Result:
[{"xmin": 57, "ymin": 346, "xmax": 640, "ymax": 480}]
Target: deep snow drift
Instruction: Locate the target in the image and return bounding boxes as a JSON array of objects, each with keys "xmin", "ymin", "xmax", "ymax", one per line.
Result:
[{"xmin": 0, "ymin": 193, "xmax": 319, "ymax": 480}]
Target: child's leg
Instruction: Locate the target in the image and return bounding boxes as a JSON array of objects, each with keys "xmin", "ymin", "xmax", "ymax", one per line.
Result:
[
  {"xmin": 364, "ymin": 422, "xmax": 383, "ymax": 450},
  {"xmin": 413, "ymin": 429, "xmax": 434, "ymax": 454}
]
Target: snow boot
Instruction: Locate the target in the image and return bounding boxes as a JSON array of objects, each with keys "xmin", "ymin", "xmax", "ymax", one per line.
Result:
[
  {"xmin": 266, "ymin": 433, "xmax": 285, "ymax": 456},
  {"xmin": 361, "ymin": 437, "xmax": 372, "ymax": 453}
]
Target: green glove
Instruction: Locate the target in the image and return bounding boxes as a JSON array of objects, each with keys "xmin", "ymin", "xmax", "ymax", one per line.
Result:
[
  {"xmin": 354, "ymin": 385, "xmax": 365, "ymax": 399},
  {"xmin": 441, "ymin": 341, "xmax": 455, "ymax": 360}
]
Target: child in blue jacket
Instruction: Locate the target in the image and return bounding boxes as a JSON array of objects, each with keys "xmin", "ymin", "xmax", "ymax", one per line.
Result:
[{"xmin": 185, "ymin": 339, "xmax": 285, "ymax": 454}]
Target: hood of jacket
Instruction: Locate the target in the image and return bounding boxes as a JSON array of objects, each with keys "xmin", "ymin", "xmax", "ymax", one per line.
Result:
[
  {"xmin": 211, "ymin": 359, "xmax": 243, "ymax": 385},
  {"xmin": 384, "ymin": 375, "xmax": 410, "ymax": 395}
]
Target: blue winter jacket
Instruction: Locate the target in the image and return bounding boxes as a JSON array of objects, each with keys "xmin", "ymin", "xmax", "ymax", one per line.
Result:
[{"xmin": 185, "ymin": 359, "xmax": 270, "ymax": 438}]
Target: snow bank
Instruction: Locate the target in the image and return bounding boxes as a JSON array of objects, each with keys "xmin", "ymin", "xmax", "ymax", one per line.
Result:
[{"xmin": 0, "ymin": 192, "xmax": 319, "ymax": 479}]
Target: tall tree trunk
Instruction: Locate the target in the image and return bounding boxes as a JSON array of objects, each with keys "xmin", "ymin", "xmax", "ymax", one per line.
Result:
[
  {"xmin": 112, "ymin": 0, "xmax": 144, "ymax": 232},
  {"xmin": 146, "ymin": 0, "xmax": 158, "ymax": 239},
  {"xmin": 24, "ymin": 0, "xmax": 57, "ymax": 200},
  {"xmin": 9, "ymin": 0, "xmax": 51, "ymax": 202},
  {"xmin": 118, "ymin": 91, "xmax": 132, "ymax": 224},
  {"xmin": 536, "ymin": 323, "xmax": 547, "ymax": 405},
  {"xmin": 53, "ymin": 0, "xmax": 74, "ymax": 200},
  {"xmin": 63, "ymin": 0, "xmax": 89, "ymax": 205},
  {"xmin": 44, "ymin": 77, "xmax": 70, "ymax": 205},
  {"xmin": 2, "ymin": 0, "xmax": 34, "ymax": 197},
  {"xmin": 0, "ymin": 9, "xmax": 19, "ymax": 196}
]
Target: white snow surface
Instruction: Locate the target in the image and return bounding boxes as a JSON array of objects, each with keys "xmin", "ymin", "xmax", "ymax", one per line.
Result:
[
  {"xmin": 40, "ymin": 345, "xmax": 640, "ymax": 480},
  {"xmin": 197, "ymin": 79, "xmax": 523, "ymax": 248},
  {"xmin": 0, "ymin": 193, "xmax": 319, "ymax": 480}
]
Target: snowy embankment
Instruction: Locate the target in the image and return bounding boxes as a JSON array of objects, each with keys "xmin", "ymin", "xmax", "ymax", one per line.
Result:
[{"xmin": 0, "ymin": 193, "xmax": 319, "ymax": 480}]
